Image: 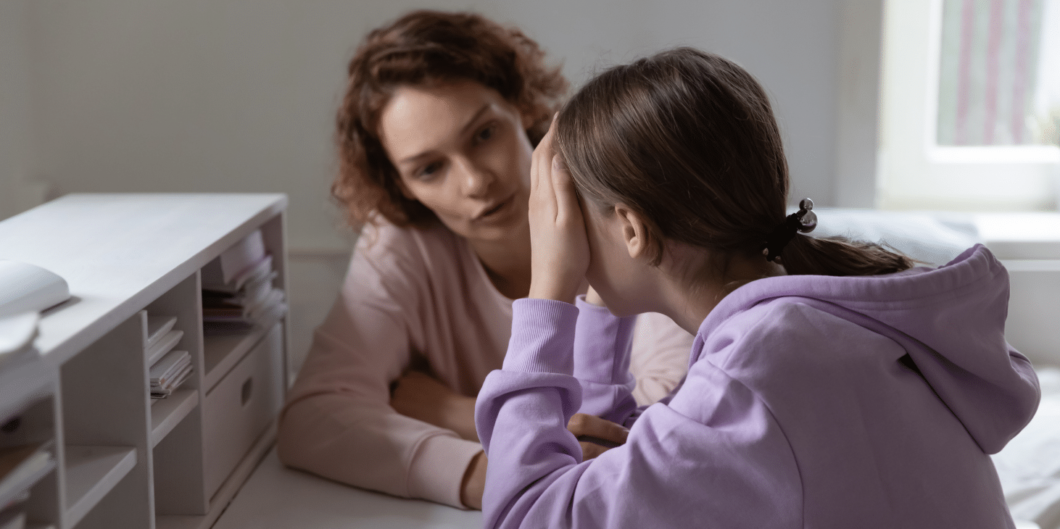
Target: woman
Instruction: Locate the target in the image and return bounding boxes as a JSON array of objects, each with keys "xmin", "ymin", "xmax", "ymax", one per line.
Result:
[{"xmin": 276, "ymin": 10, "xmax": 692, "ymax": 510}]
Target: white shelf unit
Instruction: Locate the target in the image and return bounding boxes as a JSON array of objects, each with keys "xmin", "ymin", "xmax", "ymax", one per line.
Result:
[{"xmin": 0, "ymin": 194, "xmax": 290, "ymax": 529}]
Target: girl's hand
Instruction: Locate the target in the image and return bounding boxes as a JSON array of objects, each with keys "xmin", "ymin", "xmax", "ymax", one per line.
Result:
[
  {"xmin": 527, "ymin": 117, "xmax": 590, "ymax": 303},
  {"xmin": 584, "ymin": 286, "xmax": 606, "ymax": 307},
  {"xmin": 567, "ymin": 413, "xmax": 629, "ymax": 460}
]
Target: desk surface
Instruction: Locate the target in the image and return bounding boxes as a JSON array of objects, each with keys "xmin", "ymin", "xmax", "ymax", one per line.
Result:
[
  {"xmin": 214, "ymin": 447, "xmax": 482, "ymax": 529},
  {"xmin": 0, "ymin": 193, "xmax": 287, "ymax": 366}
]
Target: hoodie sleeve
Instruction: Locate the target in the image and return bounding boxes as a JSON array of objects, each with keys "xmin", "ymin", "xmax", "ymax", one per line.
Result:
[
  {"xmin": 474, "ymin": 299, "xmax": 803, "ymax": 529},
  {"xmin": 572, "ymin": 297, "xmax": 639, "ymax": 426}
]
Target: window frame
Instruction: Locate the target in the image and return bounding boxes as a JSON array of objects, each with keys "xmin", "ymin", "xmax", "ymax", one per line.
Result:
[{"xmin": 877, "ymin": 0, "xmax": 1060, "ymax": 211}]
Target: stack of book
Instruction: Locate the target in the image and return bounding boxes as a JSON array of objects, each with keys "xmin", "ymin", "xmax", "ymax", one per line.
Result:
[
  {"xmin": 145, "ymin": 315, "xmax": 192, "ymax": 401},
  {"xmin": 201, "ymin": 230, "xmax": 286, "ymax": 333},
  {"xmin": 149, "ymin": 350, "xmax": 192, "ymax": 400},
  {"xmin": 0, "ymin": 440, "xmax": 55, "ymax": 529}
]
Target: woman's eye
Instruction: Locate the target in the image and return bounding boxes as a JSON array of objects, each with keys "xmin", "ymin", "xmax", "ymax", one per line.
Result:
[{"xmin": 475, "ymin": 124, "xmax": 496, "ymax": 143}]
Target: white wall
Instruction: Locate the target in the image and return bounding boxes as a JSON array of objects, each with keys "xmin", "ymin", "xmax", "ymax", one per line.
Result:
[
  {"xmin": 0, "ymin": 0, "xmax": 35, "ymax": 219},
  {"xmin": 17, "ymin": 0, "xmax": 846, "ymax": 250},
  {"xmin": 3, "ymin": 0, "xmax": 863, "ymax": 364}
]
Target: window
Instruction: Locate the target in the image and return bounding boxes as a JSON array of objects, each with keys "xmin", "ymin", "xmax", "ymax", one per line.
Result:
[{"xmin": 877, "ymin": 0, "xmax": 1060, "ymax": 210}]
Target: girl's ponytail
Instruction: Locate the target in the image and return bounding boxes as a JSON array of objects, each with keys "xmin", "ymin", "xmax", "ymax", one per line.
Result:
[
  {"xmin": 764, "ymin": 199, "xmax": 915, "ymax": 277},
  {"xmin": 780, "ymin": 235, "xmax": 915, "ymax": 277}
]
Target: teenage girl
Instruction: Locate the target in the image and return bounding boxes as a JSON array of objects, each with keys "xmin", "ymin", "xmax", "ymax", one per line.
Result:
[{"xmin": 474, "ymin": 47, "xmax": 1040, "ymax": 528}]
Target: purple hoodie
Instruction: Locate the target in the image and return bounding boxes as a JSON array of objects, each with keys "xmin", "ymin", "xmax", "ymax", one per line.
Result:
[{"xmin": 474, "ymin": 245, "xmax": 1040, "ymax": 528}]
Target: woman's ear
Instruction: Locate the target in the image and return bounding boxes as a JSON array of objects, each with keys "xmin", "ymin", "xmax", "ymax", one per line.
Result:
[
  {"xmin": 520, "ymin": 109, "xmax": 535, "ymax": 131},
  {"xmin": 393, "ymin": 174, "xmax": 417, "ymax": 201},
  {"xmin": 614, "ymin": 204, "xmax": 650, "ymax": 260}
]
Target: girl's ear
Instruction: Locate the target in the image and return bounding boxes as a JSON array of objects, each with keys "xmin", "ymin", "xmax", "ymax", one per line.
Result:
[{"xmin": 614, "ymin": 204, "xmax": 650, "ymax": 260}]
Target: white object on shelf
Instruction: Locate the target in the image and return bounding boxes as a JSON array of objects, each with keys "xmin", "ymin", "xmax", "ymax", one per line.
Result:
[
  {"xmin": 150, "ymin": 351, "xmax": 191, "ymax": 393},
  {"xmin": 0, "ymin": 262, "xmax": 69, "ymax": 319},
  {"xmin": 0, "ymin": 313, "xmax": 38, "ymax": 357},
  {"xmin": 63, "ymin": 446, "xmax": 136, "ymax": 528},
  {"xmin": 201, "ymin": 230, "xmax": 267, "ymax": 292},
  {"xmin": 146, "ymin": 316, "xmax": 178, "ymax": 350},
  {"xmin": 146, "ymin": 330, "xmax": 183, "ymax": 367}
]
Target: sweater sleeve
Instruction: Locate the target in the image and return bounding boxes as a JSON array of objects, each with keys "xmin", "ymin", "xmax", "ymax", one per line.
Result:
[
  {"xmin": 571, "ymin": 297, "xmax": 638, "ymax": 425},
  {"xmin": 277, "ymin": 228, "xmax": 482, "ymax": 509},
  {"xmin": 474, "ymin": 299, "xmax": 803, "ymax": 529}
]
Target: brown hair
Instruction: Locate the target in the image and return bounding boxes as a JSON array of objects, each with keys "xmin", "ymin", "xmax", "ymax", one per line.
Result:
[
  {"xmin": 333, "ymin": 10, "xmax": 567, "ymax": 229},
  {"xmin": 555, "ymin": 48, "xmax": 912, "ymax": 276}
]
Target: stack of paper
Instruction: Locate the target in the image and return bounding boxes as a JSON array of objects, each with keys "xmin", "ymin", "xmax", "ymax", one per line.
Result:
[
  {"xmin": 145, "ymin": 315, "xmax": 183, "ymax": 365},
  {"xmin": 0, "ymin": 441, "xmax": 55, "ymax": 528},
  {"xmin": 149, "ymin": 350, "xmax": 192, "ymax": 400},
  {"xmin": 201, "ymin": 230, "xmax": 287, "ymax": 333}
]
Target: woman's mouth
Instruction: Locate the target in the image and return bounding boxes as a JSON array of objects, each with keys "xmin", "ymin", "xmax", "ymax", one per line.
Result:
[{"xmin": 474, "ymin": 196, "xmax": 513, "ymax": 222}]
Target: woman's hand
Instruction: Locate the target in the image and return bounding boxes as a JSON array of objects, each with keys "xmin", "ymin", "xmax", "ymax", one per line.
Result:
[
  {"xmin": 527, "ymin": 117, "xmax": 590, "ymax": 303},
  {"xmin": 460, "ymin": 451, "xmax": 487, "ymax": 510},
  {"xmin": 568, "ymin": 413, "xmax": 629, "ymax": 460},
  {"xmin": 391, "ymin": 370, "xmax": 479, "ymax": 442}
]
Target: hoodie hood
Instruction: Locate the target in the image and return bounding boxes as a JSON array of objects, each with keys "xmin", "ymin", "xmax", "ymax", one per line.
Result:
[{"xmin": 695, "ymin": 244, "xmax": 1041, "ymax": 454}]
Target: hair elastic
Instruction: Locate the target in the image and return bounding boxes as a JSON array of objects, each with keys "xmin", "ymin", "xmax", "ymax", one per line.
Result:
[{"xmin": 763, "ymin": 198, "xmax": 817, "ymax": 262}]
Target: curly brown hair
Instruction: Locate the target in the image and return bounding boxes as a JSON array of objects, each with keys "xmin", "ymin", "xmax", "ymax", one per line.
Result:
[{"xmin": 333, "ymin": 10, "xmax": 568, "ymax": 229}]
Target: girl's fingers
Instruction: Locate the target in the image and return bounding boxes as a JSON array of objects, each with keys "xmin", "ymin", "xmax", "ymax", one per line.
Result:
[
  {"xmin": 550, "ymin": 155, "xmax": 579, "ymax": 222},
  {"xmin": 531, "ymin": 117, "xmax": 557, "ymax": 194},
  {"xmin": 567, "ymin": 413, "xmax": 630, "ymax": 446},
  {"xmin": 579, "ymin": 441, "xmax": 610, "ymax": 461},
  {"xmin": 530, "ymin": 119, "xmax": 558, "ymax": 213}
]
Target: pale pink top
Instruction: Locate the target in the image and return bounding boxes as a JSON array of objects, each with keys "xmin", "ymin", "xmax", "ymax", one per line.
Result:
[{"xmin": 277, "ymin": 219, "xmax": 692, "ymax": 508}]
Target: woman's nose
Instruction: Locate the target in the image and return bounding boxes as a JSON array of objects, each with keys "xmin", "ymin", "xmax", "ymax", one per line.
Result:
[{"xmin": 457, "ymin": 159, "xmax": 494, "ymax": 197}]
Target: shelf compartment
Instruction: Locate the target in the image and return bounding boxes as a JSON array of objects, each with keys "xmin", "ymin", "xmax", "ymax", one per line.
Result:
[
  {"xmin": 63, "ymin": 446, "xmax": 136, "ymax": 528},
  {"xmin": 150, "ymin": 390, "xmax": 199, "ymax": 448},
  {"xmin": 203, "ymin": 318, "xmax": 279, "ymax": 393},
  {"xmin": 0, "ymin": 450, "xmax": 56, "ymax": 510}
]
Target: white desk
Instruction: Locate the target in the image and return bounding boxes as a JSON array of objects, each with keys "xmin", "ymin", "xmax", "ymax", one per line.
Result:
[
  {"xmin": 0, "ymin": 193, "xmax": 290, "ymax": 529},
  {"xmin": 214, "ymin": 447, "xmax": 482, "ymax": 529}
]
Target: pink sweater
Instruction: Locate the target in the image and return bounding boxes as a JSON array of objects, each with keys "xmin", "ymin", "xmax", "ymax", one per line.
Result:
[{"xmin": 277, "ymin": 220, "xmax": 692, "ymax": 508}]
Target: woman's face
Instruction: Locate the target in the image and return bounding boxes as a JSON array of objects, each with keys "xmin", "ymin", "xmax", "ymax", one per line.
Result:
[{"xmin": 378, "ymin": 80, "xmax": 533, "ymax": 244}]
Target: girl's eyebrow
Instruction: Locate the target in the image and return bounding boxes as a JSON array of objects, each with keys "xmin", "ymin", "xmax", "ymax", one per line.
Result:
[{"xmin": 397, "ymin": 103, "xmax": 492, "ymax": 165}]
